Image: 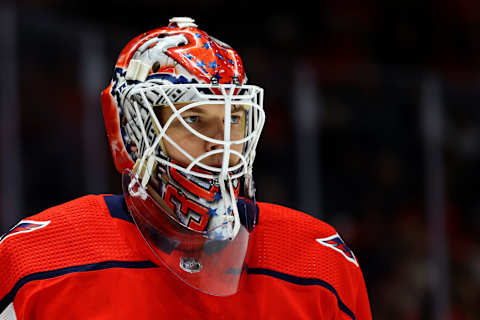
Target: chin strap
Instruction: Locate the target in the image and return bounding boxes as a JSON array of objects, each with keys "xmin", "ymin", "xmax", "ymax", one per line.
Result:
[{"xmin": 128, "ymin": 145, "xmax": 157, "ymax": 201}]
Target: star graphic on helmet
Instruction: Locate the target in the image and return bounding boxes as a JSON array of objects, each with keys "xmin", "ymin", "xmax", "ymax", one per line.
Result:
[
  {"xmin": 209, "ymin": 61, "xmax": 218, "ymax": 70},
  {"xmin": 196, "ymin": 60, "xmax": 208, "ymax": 74}
]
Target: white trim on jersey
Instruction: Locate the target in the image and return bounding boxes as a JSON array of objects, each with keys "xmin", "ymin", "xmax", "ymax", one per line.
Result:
[{"xmin": 0, "ymin": 303, "xmax": 17, "ymax": 320}]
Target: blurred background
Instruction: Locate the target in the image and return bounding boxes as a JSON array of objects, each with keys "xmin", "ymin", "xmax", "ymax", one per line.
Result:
[{"xmin": 1, "ymin": 0, "xmax": 480, "ymax": 318}]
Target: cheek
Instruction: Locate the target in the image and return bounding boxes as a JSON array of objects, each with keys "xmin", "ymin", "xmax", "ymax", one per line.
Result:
[
  {"xmin": 163, "ymin": 129, "xmax": 203, "ymax": 159},
  {"xmin": 231, "ymin": 143, "xmax": 244, "ymax": 153}
]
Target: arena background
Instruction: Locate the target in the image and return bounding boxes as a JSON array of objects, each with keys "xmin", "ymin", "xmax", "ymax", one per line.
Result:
[{"xmin": 1, "ymin": 1, "xmax": 480, "ymax": 318}]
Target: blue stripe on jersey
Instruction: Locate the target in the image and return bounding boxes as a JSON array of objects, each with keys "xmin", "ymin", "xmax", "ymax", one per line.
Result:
[
  {"xmin": 247, "ymin": 268, "xmax": 356, "ymax": 320},
  {"xmin": 0, "ymin": 260, "xmax": 158, "ymax": 313},
  {"xmin": 104, "ymin": 195, "xmax": 134, "ymax": 223}
]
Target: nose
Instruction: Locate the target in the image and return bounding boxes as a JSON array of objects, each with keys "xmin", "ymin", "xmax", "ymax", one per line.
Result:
[{"xmin": 204, "ymin": 119, "xmax": 226, "ymax": 152}]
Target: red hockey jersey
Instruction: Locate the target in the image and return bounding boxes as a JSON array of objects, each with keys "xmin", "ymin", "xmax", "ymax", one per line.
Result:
[{"xmin": 0, "ymin": 195, "xmax": 371, "ymax": 319}]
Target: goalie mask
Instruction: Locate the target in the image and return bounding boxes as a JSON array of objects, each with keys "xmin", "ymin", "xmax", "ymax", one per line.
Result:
[{"xmin": 101, "ymin": 17, "xmax": 265, "ymax": 296}]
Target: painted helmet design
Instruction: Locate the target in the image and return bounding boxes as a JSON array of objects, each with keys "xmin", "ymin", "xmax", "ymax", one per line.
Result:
[{"xmin": 101, "ymin": 17, "xmax": 265, "ymax": 295}]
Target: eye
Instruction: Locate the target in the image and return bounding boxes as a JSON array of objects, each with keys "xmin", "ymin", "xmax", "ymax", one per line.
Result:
[
  {"xmin": 183, "ymin": 115, "xmax": 199, "ymax": 124},
  {"xmin": 231, "ymin": 115, "xmax": 242, "ymax": 124}
]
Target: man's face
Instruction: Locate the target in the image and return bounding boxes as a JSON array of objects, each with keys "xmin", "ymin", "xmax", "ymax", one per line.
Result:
[{"xmin": 158, "ymin": 103, "xmax": 246, "ymax": 168}]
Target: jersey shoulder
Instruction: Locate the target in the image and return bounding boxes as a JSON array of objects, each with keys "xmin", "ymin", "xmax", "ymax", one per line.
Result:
[
  {"xmin": 250, "ymin": 202, "xmax": 371, "ymax": 318},
  {"xmin": 257, "ymin": 202, "xmax": 338, "ymax": 238},
  {"xmin": 251, "ymin": 201, "xmax": 365, "ymax": 288},
  {"xmin": 0, "ymin": 194, "xmax": 142, "ymax": 304}
]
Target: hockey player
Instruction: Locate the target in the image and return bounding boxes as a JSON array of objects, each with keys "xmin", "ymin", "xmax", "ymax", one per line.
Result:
[{"xmin": 0, "ymin": 17, "xmax": 372, "ymax": 319}]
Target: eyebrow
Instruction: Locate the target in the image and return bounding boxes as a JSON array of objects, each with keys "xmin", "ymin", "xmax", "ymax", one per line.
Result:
[{"xmin": 180, "ymin": 106, "xmax": 208, "ymax": 114}]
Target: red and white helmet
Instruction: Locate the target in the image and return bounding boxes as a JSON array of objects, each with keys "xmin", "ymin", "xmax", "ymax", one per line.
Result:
[{"xmin": 101, "ymin": 17, "xmax": 265, "ymax": 295}]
